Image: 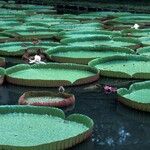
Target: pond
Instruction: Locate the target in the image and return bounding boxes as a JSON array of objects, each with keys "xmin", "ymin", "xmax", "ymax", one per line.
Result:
[{"xmin": 0, "ymin": 2, "xmax": 150, "ymax": 150}]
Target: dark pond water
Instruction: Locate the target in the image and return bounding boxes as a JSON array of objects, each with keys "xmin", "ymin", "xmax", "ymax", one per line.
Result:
[{"xmin": 0, "ymin": 58, "xmax": 150, "ymax": 150}]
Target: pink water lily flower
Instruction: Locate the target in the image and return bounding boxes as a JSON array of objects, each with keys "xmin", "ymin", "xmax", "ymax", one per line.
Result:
[{"xmin": 104, "ymin": 85, "xmax": 117, "ymax": 94}]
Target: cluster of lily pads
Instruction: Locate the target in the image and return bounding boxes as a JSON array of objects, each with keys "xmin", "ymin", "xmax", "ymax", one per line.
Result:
[
  {"xmin": 0, "ymin": 1, "xmax": 150, "ymax": 149},
  {"xmin": 0, "ymin": 1, "xmax": 150, "ymax": 82}
]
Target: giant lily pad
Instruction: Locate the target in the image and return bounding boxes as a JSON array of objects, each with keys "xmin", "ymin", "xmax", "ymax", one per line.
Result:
[
  {"xmin": 138, "ymin": 37, "xmax": 150, "ymax": 46},
  {"xmin": 20, "ymin": 4, "xmax": 54, "ymax": 10},
  {"xmin": 89, "ymin": 55, "xmax": 150, "ymax": 79},
  {"xmin": 48, "ymin": 46, "xmax": 135, "ymax": 64},
  {"xmin": 122, "ymin": 29, "xmax": 150, "ymax": 37},
  {"xmin": 26, "ymin": 18, "xmax": 80, "ymax": 28},
  {"xmin": 103, "ymin": 21, "xmax": 133, "ymax": 31},
  {"xmin": 25, "ymin": 14, "xmax": 62, "ymax": 23},
  {"xmin": 61, "ymin": 11, "xmax": 130, "ymax": 21},
  {"xmin": 117, "ymin": 81, "xmax": 150, "ymax": 112},
  {"xmin": 0, "ymin": 8, "xmax": 26, "ymax": 16},
  {"xmin": 7, "ymin": 25, "xmax": 49, "ymax": 31},
  {"xmin": 0, "ymin": 21, "xmax": 21, "ymax": 30},
  {"xmin": 0, "ymin": 42, "xmax": 32, "ymax": 56},
  {"xmin": 0, "ymin": 105, "xmax": 93, "ymax": 149},
  {"xmin": 137, "ymin": 46, "xmax": 150, "ymax": 56},
  {"xmin": 50, "ymin": 22, "xmax": 102, "ymax": 31},
  {"xmin": 0, "ymin": 41, "xmax": 60, "ymax": 56},
  {"xmin": 6, "ymin": 63, "xmax": 99, "ymax": 87},
  {"xmin": 18, "ymin": 4, "xmax": 56, "ymax": 14},
  {"xmin": 112, "ymin": 15, "xmax": 150, "ymax": 24},
  {"xmin": 19, "ymin": 91, "xmax": 75, "ymax": 107},
  {"xmin": 61, "ymin": 36, "xmax": 141, "ymax": 49},
  {"xmin": 3, "ymin": 4, "xmax": 55, "ymax": 13},
  {"xmin": 59, "ymin": 30, "xmax": 121, "ymax": 39},
  {"xmin": 0, "ymin": 32, "xmax": 12, "ymax": 42},
  {"xmin": 69, "ymin": 11, "xmax": 131, "ymax": 20},
  {"xmin": 6, "ymin": 27, "xmax": 57, "ymax": 39}
]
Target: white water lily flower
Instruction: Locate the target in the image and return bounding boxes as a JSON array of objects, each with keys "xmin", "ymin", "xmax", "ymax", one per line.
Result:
[
  {"xmin": 131, "ymin": 24, "xmax": 139, "ymax": 29},
  {"xmin": 29, "ymin": 55, "xmax": 46, "ymax": 64},
  {"xmin": 34, "ymin": 55, "xmax": 41, "ymax": 62}
]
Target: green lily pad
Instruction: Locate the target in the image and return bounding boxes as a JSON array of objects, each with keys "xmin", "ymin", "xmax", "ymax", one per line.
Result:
[
  {"xmin": 6, "ymin": 25, "xmax": 57, "ymax": 39},
  {"xmin": 25, "ymin": 14, "xmax": 62, "ymax": 23},
  {"xmin": 112, "ymin": 15, "xmax": 150, "ymax": 24},
  {"xmin": 89, "ymin": 55, "xmax": 150, "ymax": 79},
  {"xmin": 7, "ymin": 30, "xmax": 57, "ymax": 39},
  {"xmin": 137, "ymin": 46, "xmax": 150, "ymax": 56},
  {"xmin": 83, "ymin": 11, "xmax": 131, "ymax": 17},
  {"xmin": 68, "ymin": 11, "xmax": 131, "ymax": 20},
  {"xmin": 0, "ymin": 42, "xmax": 31, "ymax": 56},
  {"xmin": 61, "ymin": 36, "xmax": 141, "ymax": 49},
  {"xmin": 25, "ymin": 14, "xmax": 82, "ymax": 28},
  {"xmin": 0, "ymin": 41, "xmax": 60, "ymax": 56},
  {"xmin": 0, "ymin": 32, "xmax": 11, "ymax": 42},
  {"xmin": 0, "ymin": 105, "xmax": 93, "ymax": 149},
  {"xmin": 2, "ymin": 3, "xmax": 25, "ymax": 10},
  {"xmin": 122, "ymin": 29, "xmax": 150, "ymax": 37},
  {"xmin": 48, "ymin": 46, "xmax": 135, "ymax": 64},
  {"xmin": 0, "ymin": 1, "xmax": 6, "ymax": 4},
  {"xmin": 6, "ymin": 63, "xmax": 99, "ymax": 87},
  {"xmin": 103, "ymin": 21, "xmax": 133, "ymax": 31},
  {"xmin": 50, "ymin": 22, "xmax": 102, "ymax": 32},
  {"xmin": 0, "ymin": 8, "xmax": 26, "ymax": 16},
  {"xmin": 0, "ymin": 20, "xmax": 21, "ymax": 28},
  {"xmin": 7, "ymin": 25, "xmax": 48, "ymax": 31},
  {"xmin": 59, "ymin": 30, "xmax": 121, "ymax": 38},
  {"xmin": 138, "ymin": 37, "xmax": 150, "ymax": 46},
  {"xmin": 117, "ymin": 81, "xmax": 150, "ymax": 112},
  {"xmin": 3, "ymin": 4, "xmax": 55, "ymax": 12}
]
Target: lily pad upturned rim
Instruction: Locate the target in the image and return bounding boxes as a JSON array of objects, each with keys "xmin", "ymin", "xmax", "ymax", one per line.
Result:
[
  {"xmin": 111, "ymin": 15, "xmax": 150, "ymax": 24},
  {"xmin": 59, "ymin": 30, "xmax": 121, "ymax": 38},
  {"xmin": 0, "ymin": 41, "xmax": 59, "ymax": 56},
  {"xmin": 137, "ymin": 46, "xmax": 150, "ymax": 55},
  {"xmin": 60, "ymin": 36, "xmax": 111, "ymax": 44},
  {"xmin": 0, "ymin": 105, "xmax": 94, "ymax": 149},
  {"xmin": 0, "ymin": 42, "xmax": 31, "ymax": 56},
  {"xmin": 6, "ymin": 63, "xmax": 99, "ymax": 87},
  {"xmin": 122, "ymin": 29, "xmax": 150, "ymax": 38},
  {"xmin": 138, "ymin": 37, "xmax": 150, "ymax": 46},
  {"xmin": 88, "ymin": 55, "xmax": 150, "ymax": 79},
  {"xmin": 6, "ymin": 29, "xmax": 57, "ymax": 40},
  {"xmin": 117, "ymin": 81, "xmax": 150, "ymax": 112},
  {"xmin": 47, "ymin": 45, "xmax": 135, "ymax": 65},
  {"xmin": 19, "ymin": 91, "xmax": 75, "ymax": 107}
]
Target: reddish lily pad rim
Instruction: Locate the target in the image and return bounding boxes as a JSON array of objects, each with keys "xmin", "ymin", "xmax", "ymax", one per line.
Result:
[{"xmin": 19, "ymin": 91, "xmax": 75, "ymax": 107}]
